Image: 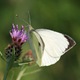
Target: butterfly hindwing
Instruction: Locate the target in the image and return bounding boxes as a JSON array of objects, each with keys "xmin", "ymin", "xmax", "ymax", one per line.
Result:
[{"xmin": 30, "ymin": 30, "xmax": 45, "ymax": 64}]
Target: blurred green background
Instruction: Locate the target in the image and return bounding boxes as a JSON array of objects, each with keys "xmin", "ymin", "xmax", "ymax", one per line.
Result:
[{"xmin": 0, "ymin": 0, "xmax": 80, "ymax": 80}]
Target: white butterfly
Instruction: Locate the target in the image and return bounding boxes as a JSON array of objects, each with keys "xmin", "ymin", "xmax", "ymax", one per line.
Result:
[
  {"xmin": 29, "ymin": 29, "xmax": 76, "ymax": 66},
  {"xmin": 28, "ymin": 26, "xmax": 76, "ymax": 67}
]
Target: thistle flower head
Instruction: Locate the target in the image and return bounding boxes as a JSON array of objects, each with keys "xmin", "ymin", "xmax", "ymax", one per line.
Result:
[{"xmin": 10, "ymin": 24, "xmax": 28, "ymax": 46}]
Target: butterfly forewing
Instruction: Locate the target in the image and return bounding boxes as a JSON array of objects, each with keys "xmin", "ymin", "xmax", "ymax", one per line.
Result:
[{"xmin": 34, "ymin": 29, "xmax": 76, "ymax": 66}]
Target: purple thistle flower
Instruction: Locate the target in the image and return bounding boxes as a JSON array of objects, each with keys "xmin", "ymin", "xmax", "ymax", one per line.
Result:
[{"xmin": 10, "ymin": 24, "xmax": 28, "ymax": 46}]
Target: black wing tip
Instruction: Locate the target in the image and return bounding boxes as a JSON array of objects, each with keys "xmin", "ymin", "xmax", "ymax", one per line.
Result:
[{"xmin": 64, "ymin": 35, "xmax": 76, "ymax": 51}]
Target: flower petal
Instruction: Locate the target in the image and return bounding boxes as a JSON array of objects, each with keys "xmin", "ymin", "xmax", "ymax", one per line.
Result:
[{"xmin": 10, "ymin": 24, "xmax": 28, "ymax": 45}]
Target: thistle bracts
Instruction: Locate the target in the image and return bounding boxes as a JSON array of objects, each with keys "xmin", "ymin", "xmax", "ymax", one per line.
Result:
[{"xmin": 5, "ymin": 43, "xmax": 22, "ymax": 60}]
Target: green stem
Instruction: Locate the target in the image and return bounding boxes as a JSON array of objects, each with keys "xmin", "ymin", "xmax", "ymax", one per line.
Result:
[
  {"xmin": 3, "ymin": 62, "xmax": 10, "ymax": 80},
  {"xmin": 16, "ymin": 67, "xmax": 27, "ymax": 80},
  {"xmin": 3, "ymin": 46, "xmax": 15, "ymax": 80}
]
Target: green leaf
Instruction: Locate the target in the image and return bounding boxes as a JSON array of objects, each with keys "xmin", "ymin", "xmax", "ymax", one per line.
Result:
[{"xmin": 0, "ymin": 51, "xmax": 6, "ymax": 62}]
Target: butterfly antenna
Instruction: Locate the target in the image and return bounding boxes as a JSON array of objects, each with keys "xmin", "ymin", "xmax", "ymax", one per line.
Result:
[
  {"xmin": 16, "ymin": 14, "xmax": 29, "ymax": 25},
  {"xmin": 28, "ymin": 11, "xmax": 31, "ymax": 25},
  {"xmin": 16, "ymin": 14, "xmax": 33, "ymax": 31},
  {"xmin": 27, "ymin": 11, "xmax": 34, "ymax": 31}
]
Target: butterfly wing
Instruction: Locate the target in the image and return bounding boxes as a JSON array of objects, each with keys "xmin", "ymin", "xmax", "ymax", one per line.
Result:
[
  {"xmin": 30, "ymin": 30, "xmax": 45, "ymax": 61},
  {"xmin": 33, "ymin": 29, "xmax": 76, "ymax": 66}
]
